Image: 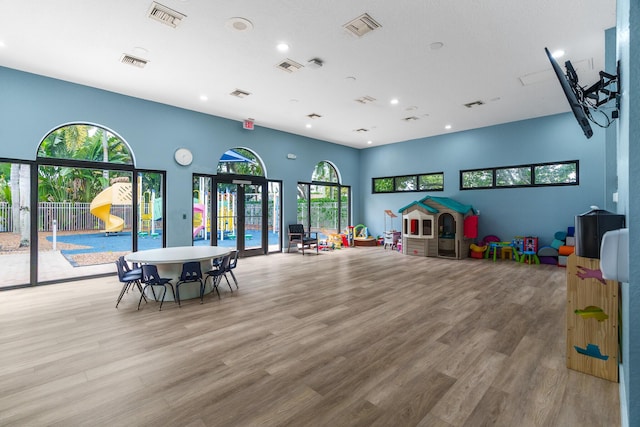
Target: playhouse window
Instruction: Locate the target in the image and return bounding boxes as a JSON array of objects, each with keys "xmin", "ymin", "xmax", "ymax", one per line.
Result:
[
  {"xmin": 422, "ymin": 219, "xmax": 432, "ymax": 236},
  {"xmin": 410, "ymin": 219, "xmax": 419, "ymax": 235}
]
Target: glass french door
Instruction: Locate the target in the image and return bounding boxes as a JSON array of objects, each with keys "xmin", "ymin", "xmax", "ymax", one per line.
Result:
[
  {"xmin": 194, "ymin": 175, "xmax": 280, "ymax": 256},
  {"xmin": 215, "ymin": 179, "xmax": 266, "ymax": 257}
]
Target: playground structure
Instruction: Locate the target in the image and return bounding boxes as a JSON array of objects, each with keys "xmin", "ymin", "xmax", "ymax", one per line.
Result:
[
  {"xmin": 216, "ymin": 190, "xmax": 237, "ymax": 240},
  {"xmin": 89, "ymin": 180, "xmax": 161, "ymax": 236},
  {"xmin": 192, "ymin": 189, "xmax": 236, "ymax": 241},
  {"xmin": 89, "ymin": 182, "xmax": 131, "ymax": 233}
]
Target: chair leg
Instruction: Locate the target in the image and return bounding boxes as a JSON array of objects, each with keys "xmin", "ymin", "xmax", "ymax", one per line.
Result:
[
  {"xmin": 223, "ymin": 274, "xmax": 233, "ymax": 292},
  {"xmin": 199, "ymin": 280, "xmax": 206, "ymax": 304},
  {"xmin": 212, "ymin": 276, "xmax": 221, "ymax": 299},
  {"xmin": 167, "ymin": 283, "xmax": 176, "ymax": 304},
  {"xmin": 116, "ymin": 283, "xmax": 128, "ymax": 308},
  {"xmin": 229, "ymin": 270, "xmax": 238, "ymax": 288},
  {"xmin": 158, "ymin": 285, "xmax": 167, "ymax": 311},
  {"xmin": 136, "ymin": 281, "xmax": 148, "ymax": 303},
  {"xmin": 138, "ymin": 284, "xmax": 149, "ymax": 310}
]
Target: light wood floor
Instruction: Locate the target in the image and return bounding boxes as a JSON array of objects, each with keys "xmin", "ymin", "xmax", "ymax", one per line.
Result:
[{"xmin": 0, "ymin": 247, "xmax": 620, "ymax": 426}]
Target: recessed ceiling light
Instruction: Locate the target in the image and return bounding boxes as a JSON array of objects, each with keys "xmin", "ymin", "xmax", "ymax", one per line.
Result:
[
  {"xmin": 277, "ymin": 43, "xmax": 289, "ymax": 52},
  {"xmin": 199, "ymin": 95, "xmax": 208, "ymax": 101},
  {"xmin": 445, "ymin": 124, "xmax": 452, "ymax": 130},
  {"xmin": 226, "ymin": 17, "xmax": 253, "ymax": 32},
  {"xmin": 305, "ymin": 124, "xmax": 312, "ymax": 128},
  {"xmin": 390, "ymin": 98, "xmax": 399, "ymax": 105},
  {"xmin": 367, "ymin": 140, "xmax": 372, "ymax": 145},
  {"xmin": 551, "ymin": 49, "xmax": 565, "ymax": 58},
  {"xmin": 0, "ymin": 41, "xmax": 6, "ymax": 48}
]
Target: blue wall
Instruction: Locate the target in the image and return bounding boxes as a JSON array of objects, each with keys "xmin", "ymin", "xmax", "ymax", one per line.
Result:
[
  {"xmin": 616, "ymin": 0, "xmax": 639, "ymax": 425},
  {"xmin": 1, "ymin": 19, "xmax": 634, "ymax": 423},
  {"xmin": 359, "ymin": 114, "xmax": 607, "ymax": 247},
  {"xmin": 0, "ymin": 66, "xmax": 362, "ymax": 247}
]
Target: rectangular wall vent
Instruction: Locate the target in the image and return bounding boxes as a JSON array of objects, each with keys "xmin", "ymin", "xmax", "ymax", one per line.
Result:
[
  {"xmin": 120, "ymin": 54, "xmax": 148, "ymax": 68},
  {"xmin": 463, "ymin": 100, "xmax": 485, "ymax": 108},
  {"xmin": 148, "ymin": 2, "xmax": 186, "ymax": 28},
  {"xmin": 355, "ymin": 95, "xmax": 376, "ymax": 104},
  {"xmin": 344, "ymin": 13, "xmax": 382, "ymax": 37},
  {"xmin": 276, "ymin": 59, "xmax": 303, "ymax": 73},
  {"xmin": 230, "ymin": 89, "xmax": 251, "ymax": 98}
]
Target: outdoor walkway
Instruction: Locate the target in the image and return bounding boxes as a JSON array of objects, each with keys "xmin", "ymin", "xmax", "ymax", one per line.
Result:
[{"xmin": 2, "ymin": 251, "xmax": 114, "ymax": 287}]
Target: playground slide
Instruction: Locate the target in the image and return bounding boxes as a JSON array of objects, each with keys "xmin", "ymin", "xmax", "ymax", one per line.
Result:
[
  {"xmin": 193, "ymin": 225, "xmax": 205, "ymax": 238},
  {"xmin": 90, "ymin": 185, "xmax": 126, "ymax": 233},
  {"xmin": 193, "ymin": 203, "xmax": 206, "ymax": 239}
]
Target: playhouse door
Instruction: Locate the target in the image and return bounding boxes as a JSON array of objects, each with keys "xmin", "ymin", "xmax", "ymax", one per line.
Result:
[{"xmin": 438, "ymin": 213, "xmax": 456, "ymax": 257}]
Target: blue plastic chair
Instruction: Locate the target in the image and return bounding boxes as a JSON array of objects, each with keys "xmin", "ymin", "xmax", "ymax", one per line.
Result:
[
  {"xmin": 175, "ymin": 261, "xmax": 204, "ymax": 306},
  {"xmin": 115, "ymin": 256, "xmax": 144, "ymax": 308},
  {"xmin": 204, "ymin": 254, "xmax": 232, "ymax": 300},
  {"xmin": 140, "ymin": 264, "xmax": 176, "ymax": 311}
]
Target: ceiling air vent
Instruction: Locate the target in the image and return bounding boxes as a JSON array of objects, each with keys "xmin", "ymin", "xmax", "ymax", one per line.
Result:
[
  {"xmin": 148, "ymin": 2, "xmax": 186, "ymax": 28},
  {"xmin": 354, "ymin": 128, "xmax": 369, "ymax": 133},
  {"xmin": 230, "ymin": 89, "xmax": 251, "ymax": 98},
  {"xmin": 403, "ymin": 116, "xmax": 419, "ymax": 122},
  {"xmin": 463, "ymin": 100, "xmax": 485, "ymax": 108},
  {"xmin": 343, "ymin": 13, "xmax": 382, "ymax": 37},
  {"xmin": 120, "ymin": 54, "xmax": 148, "ymax": 68},
  {"xmin": 276, "ymin": 59, "xmax": 303, "ymax": 73},
  {"xmin": 355, "ymin": 95, "xmax": 376, "ymax": 104},
  {"xmin": 307, "ymin": 113, "xmax": 322, "ymax": 119}
]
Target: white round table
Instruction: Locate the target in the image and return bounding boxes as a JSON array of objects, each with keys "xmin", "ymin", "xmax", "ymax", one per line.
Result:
[{"xmin": 125, "ymin": 246, "xmax": 232, "ymax": 301}]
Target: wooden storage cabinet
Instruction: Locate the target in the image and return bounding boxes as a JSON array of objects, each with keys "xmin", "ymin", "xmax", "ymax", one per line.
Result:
[{"xmin": 566, "ymin": 254, "xmax": 618, "ymax": 382}]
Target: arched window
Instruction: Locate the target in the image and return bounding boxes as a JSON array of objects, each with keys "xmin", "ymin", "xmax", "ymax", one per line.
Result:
[
  {"xmin": 312, "ymin": 161, "xmax": 339, "ymax": 183},
  {"xmin": 32, "ymin": 123, "xmax": 165, "ymax": 285},
  {"xmin": 298, "ymin": 161, "xmax": 350, "ymax": 237},
  {"xmin": 217, "ymin": 148, "xmax": 264, "ymax": 176},
  {"xmin": 37, "ymin": 124, "xmax": 133, "ymax": 164}
]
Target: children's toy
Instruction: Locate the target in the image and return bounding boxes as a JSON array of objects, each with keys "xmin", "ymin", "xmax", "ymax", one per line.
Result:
[
  {"xmin": 398, "ymin": 196, "xmax": 477, "ymax": 259},
  {"xmin": 383, "ymin": 209, "xmax": 401, "ymax": 250},
  {"xmin": 469, "ymin": 243, "xmax": 487, "ymax": 259},
  {"xmin": 353, "ymin": 224, "xmax": 377, "ymax": 246}
]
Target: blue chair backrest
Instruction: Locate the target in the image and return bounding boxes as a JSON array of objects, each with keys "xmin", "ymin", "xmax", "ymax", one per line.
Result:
[
  {"xmin": 142, "ymin": 264, "xmax": 161, "ymax": 284},
  {"xmin": 180, "ymin": 261, "xmax": 202, "ymax": 281},
  {"xmin": 229, "ymin": 250, "xmax": 239, "ymax": 269}
]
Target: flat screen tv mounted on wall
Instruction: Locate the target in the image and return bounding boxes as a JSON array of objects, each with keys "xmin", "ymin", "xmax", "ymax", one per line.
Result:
[
  {"xmin": 545, "ymin": 47, "xmax": 620, "ymax": 139},
  {"xmin": 545, "ymin": 47, "xmax": 594, "ymax": 139}
]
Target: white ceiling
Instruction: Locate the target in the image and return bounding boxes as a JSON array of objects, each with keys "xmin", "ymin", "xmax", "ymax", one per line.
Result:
[{"xmin": 0, "ymin": 0, "xmax": 617, "ymax": 148}]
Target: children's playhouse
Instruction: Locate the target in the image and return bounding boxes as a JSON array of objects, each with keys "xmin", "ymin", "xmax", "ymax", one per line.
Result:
[{"xmin": 398, "ymin": 196, "xmax": 478, "ymax": 259}]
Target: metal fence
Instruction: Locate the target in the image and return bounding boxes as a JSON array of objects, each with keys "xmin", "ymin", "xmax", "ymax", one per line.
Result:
[
  {"xmin": 0, "ymin": 201, "xmax": 341, "ymax": 233},
  {"xmin": 0, "ymin": 202, "xmax": 133, "ymax": 232}
]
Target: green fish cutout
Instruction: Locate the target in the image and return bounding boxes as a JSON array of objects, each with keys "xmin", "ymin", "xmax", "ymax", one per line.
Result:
[{"xmin": 574, "ymin": 306, "xmax": 609, "ymax": 322}]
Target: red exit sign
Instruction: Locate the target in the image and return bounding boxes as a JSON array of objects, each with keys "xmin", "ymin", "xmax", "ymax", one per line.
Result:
[{"xmin": 243, "ymin": 119, "xmax": 254, "ymax": 130}]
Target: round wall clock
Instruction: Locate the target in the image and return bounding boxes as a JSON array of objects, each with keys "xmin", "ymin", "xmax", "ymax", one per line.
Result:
[{"xmin": 174, "ymin": 148, "xmax": 193, "ymax": 166}]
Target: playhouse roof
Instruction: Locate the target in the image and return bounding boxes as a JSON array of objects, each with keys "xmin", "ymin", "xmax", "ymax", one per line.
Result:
[
  {"xmin": 397, "ymin": 201, "xmax": 439, "ymax": 214},
  {"xmin": 398, "ymin": 196, "xmax": 476, "ymax": 215}
]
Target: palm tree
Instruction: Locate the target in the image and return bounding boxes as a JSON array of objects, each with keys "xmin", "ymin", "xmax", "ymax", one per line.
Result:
[{"xmin": 9, "ymin": 163, "xmax": 30, "ymax": 246}]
